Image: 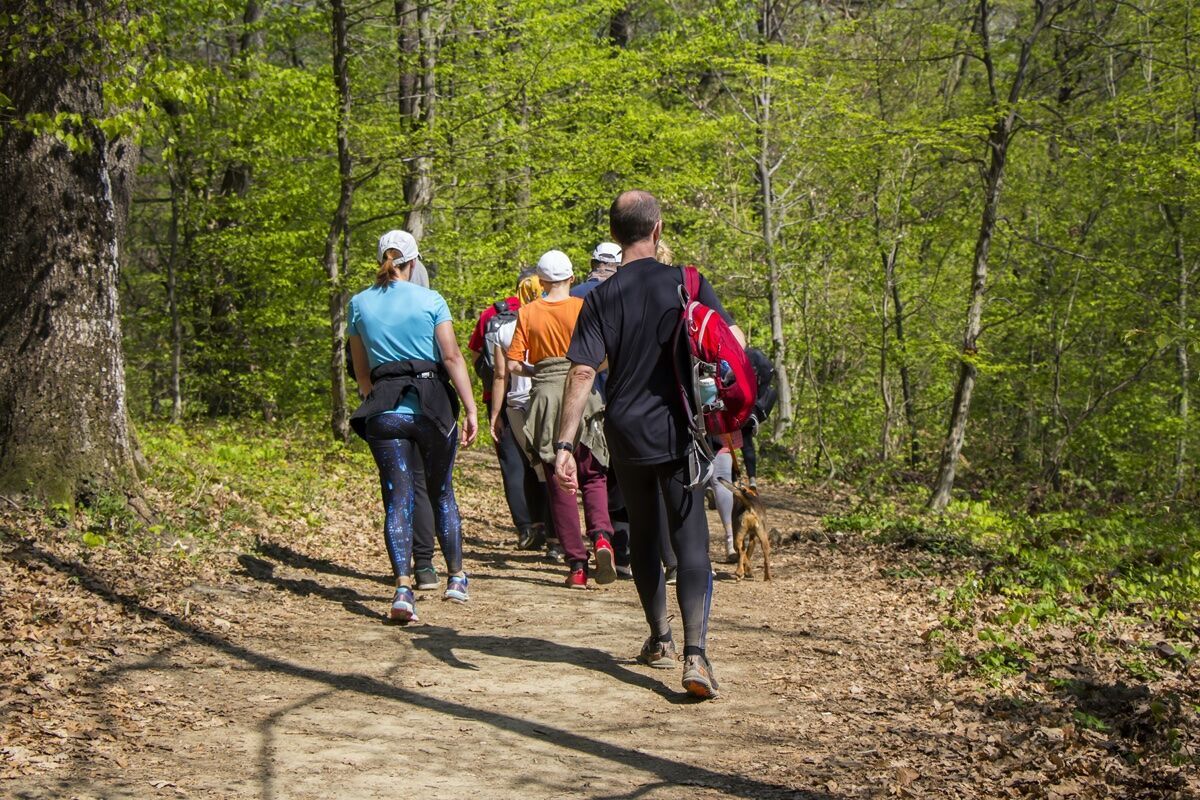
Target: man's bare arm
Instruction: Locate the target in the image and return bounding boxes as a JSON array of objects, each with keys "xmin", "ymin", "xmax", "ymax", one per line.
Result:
[{"xmin": 556, "ymin": 363, "xmax": 597, "ymax": 444}]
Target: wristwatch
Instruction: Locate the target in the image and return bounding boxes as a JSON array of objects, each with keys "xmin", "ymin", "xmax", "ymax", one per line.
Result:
[{"xmin": 553, "ymin": 441, "xmax": 575, "ymax": 454}]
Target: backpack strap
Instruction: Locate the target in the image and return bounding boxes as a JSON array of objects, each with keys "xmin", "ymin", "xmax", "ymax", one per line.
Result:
[
  {"xmin": 671, "ymin": 305, "xmax": 697, "ymax": 428},
  {"xmin": 493, "ymin": 299, "xmax": 512, "ymax": 315},
  {"xmin": 671, "ymin": 274, "xmax": 717, "ymax": 489},
  {"xmin": 677, "ymin": 265, "xmax": 701, "ymax": 306}
]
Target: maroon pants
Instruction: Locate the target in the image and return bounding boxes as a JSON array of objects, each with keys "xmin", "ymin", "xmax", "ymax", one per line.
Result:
[{"xmin": 541, "ymin": 444, "xmax": 613, "ymax": 565}]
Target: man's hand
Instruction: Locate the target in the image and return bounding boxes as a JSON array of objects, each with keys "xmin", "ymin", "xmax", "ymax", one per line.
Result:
[{"xmin": 555, "ymin": 449, "xmax": 578, "ymax": 492}]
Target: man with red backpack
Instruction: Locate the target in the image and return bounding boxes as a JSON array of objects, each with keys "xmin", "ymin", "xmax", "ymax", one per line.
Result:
[{"xmin": 555, "ymin": 190, "xmax": 747, "ymax": 699}]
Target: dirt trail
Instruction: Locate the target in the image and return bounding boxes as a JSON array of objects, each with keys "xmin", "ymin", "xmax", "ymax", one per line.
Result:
[{"xmin": 4, "ymin": 453, "xmax": 1115, "ymax": 799}]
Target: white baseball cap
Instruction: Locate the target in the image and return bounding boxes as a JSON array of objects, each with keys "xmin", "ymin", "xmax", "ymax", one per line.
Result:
[
  {"xmin": 536, "ymin": 250, "xmax": 573, "ymax": 282},
  {"xmin": 591, "ymin": 242, "xmax": 622, "ymax": 264},
  {"xmin": 377, "ymin": 229, "xmax": 419, "ymax": 264}
]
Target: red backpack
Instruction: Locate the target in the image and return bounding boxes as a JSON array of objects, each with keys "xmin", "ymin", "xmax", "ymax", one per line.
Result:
[{"xmin": 672, "ymin": 266, "xmax": 757, "ymax": 474}]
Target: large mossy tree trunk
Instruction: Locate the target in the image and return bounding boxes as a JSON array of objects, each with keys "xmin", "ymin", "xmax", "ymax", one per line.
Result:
[{"xmin": 0, "ymin": 0, "xmax": 139, "ymax": 504}]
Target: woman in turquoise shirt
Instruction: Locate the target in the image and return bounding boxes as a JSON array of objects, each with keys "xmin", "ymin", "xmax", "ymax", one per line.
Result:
[{"xmin": 348, "ymin": 230, "xmax": 478, "ymax": 623}]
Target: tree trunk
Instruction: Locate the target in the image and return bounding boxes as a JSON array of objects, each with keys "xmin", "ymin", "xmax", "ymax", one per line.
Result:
[
  {"xmin": 324, "ymin": 0, "xmax": 354, "ymax": 444},
  {"xmin": 609, "ymin": 6, "xmax": 632, "ymax": 47},
  {"xmin": 0, "ymin": 0, "xmax": 139, "ymax": 504},
  {"xmin": 167, "ymin": 177, "xmax": 184, "ymax": 423},
  {"xmin": 402, "ymin": 0, "xmax": 436, "ymax": 240},
  {"xmin": 755, "ymin": 0, "xmax": 793, "ymax": 440},
  {"xmin": 879, "ymin": 241, "xmax": 898, "ymax": 461},
  {"xmin": 758, "ymin": 156, "xmax": 793, "ymax": 440},
  {"xmin": 929, "ymin": 0, "xmax": 1055, "ymax": 512},
  {"xmin": 1162, "ymin": 205, "xmax": 1192, "ymax": 498},
  {"xmin": 891, "ymin": 275, "xmax": 919, "ymax": 467}
]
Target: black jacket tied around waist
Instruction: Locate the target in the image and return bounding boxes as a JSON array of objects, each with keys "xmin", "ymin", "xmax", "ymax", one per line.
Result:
[{"xmin": 349, "ymin": 359, "xmax": 459, "ymax": 439}]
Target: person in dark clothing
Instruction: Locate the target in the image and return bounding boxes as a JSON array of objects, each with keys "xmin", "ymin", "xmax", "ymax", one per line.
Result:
[
  {"xmin": 741, "ymin": 346, "xmax": 778, "ymax": 488},
  {"xmin": 468, "ymin": 292, "xmax": 546, "ymax": 548},
  {"xmin": 568, "ymin": 241, "xmax": 636, "ymax": 579},
  {"xmin": 570, "ymin": 241, "xmax": 622, "ymax": 299},
  {"xmin": 555, "ymin": 190, "xmax": 746, "ymax": 699}
]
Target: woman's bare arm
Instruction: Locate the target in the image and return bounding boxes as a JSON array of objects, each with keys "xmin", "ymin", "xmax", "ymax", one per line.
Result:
[
  {"xmin": 435, "ymin": 321, "xmax": 479, "ymax": 446},
  {"xmin": 349, "ymin": 335, "xmax": 372, "ymax": 398}
]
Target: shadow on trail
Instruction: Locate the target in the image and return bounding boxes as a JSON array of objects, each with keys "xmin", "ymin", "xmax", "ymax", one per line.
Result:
[
  {"xmin": 16, "ymin": 537, "xmax": 834, "ymax": 800},
  {"xmin": 239, "ymin": 549, "xmax": 673, "ymax": 696},
  {"xmin": 255, "ymin": 538, "xmax": 392, "ymax": 586},
  {"xmin": 236, "ymin": 554, "xmax": 383, "ymax": 621},
  {"xmin": 465, "ymin": 547, "xmax": 565, "ymax": 570},
  {"xmin": 408, "ymin": 624, "xmax": 682, "ymax": 700}
]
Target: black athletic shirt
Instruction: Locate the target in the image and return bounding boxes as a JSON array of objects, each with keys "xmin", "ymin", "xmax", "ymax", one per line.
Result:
[{"xmin": 566, "ymin": 257, "xmax": 734, "ymax": 465}]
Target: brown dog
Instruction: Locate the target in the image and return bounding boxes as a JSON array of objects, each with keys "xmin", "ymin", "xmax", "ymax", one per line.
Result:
[{"xmin": 716, "ymin": 477, "xmax": 770, "ymax": 581}]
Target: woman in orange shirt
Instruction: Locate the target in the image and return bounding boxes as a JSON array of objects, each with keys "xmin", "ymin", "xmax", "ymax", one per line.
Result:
[{"xmin": 507, "ymin": 250, "xmax": 616, "ymax": 589}]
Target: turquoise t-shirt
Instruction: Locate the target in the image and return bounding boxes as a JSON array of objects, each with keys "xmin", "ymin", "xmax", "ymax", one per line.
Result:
[{"xmin": 347, "ymin": 281, "xmax": 453, "ymax": 415}]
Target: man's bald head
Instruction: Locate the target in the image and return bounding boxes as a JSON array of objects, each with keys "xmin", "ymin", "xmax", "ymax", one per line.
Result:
[{"xmin": 609, "ymin": 190, "xmax": 662, "ymax": 248}]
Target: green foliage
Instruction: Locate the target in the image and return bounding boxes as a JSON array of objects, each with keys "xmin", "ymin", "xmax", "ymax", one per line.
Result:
[
  {"xmin": 47, "ymin": 0, "xmax": 1188, "ymax": 506},
  {"xmin": 825, "ymin": 501, "xmax": 1200, "ymax": 631},
  {"xmin": 137, "ymin": 421, "xmax": 373, "ymax": 545}
]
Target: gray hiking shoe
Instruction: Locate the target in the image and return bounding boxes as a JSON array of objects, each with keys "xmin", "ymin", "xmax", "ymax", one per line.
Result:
[
  {"xmin": 414, "ymin": 566, "xmax": 439, "ymax": 591},
  {"xmin": 636, "ymin": 636, "xmax": 677, "ymax": 669},
  {"xmin": 682, "ymin": 654, "xmax": 720, "ymax": 699}
]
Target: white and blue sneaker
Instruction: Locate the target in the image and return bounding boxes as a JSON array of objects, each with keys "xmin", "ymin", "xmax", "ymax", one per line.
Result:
[
  {"xmin": 443, "ymin": 574, "xmax": 470, "ymax": 603},
  {"xmin": 389, "ymin": 586, "xmax": 418, "ymax": 623}
]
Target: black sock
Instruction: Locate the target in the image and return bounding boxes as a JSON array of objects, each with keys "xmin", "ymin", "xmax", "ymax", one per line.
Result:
[
  {"xmin": 683, "ymin": 645, "xmax": 705, "ymax": 658},
  {"xmin": 656, "ymin": 631, "xmax": 674, "ymax": 644}
]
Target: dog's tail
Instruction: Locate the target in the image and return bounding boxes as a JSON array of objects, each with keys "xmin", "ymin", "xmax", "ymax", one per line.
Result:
[{"xmin": 715, "ymin": 477, "xmax": 753, "ymax": 506}]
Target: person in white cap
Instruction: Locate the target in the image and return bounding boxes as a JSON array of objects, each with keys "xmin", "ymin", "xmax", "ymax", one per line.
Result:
[
  {"xmin": 570, "ymin": 242, "xmax": 622, "ymax": 299},
  {"xmin": 377, "ymin": 229, "xmax": 431, "ymax": 288},
  {"xmin": 506, "ymin": 250, "xmax": 617, "ymax": 589},
  {"xmin": 347, "ymin": 229, "xmax": 479, "ymax": 623}
]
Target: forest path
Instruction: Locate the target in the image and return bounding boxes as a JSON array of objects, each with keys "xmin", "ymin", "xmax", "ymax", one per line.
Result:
[{"xmin": 11, "ymin": 453, "xmax": 986, "ymax": 800}]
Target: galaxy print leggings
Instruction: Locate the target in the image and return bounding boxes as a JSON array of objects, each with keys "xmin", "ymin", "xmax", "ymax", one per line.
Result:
[{"xmin": 363, "ymin": 413, "xmax": 462, "ymax": 579}]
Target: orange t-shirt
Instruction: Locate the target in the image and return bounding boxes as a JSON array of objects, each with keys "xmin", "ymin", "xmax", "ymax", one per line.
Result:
[{"xmin": 507, "ymin": 296, "xmax": 584, "ymax": 365}]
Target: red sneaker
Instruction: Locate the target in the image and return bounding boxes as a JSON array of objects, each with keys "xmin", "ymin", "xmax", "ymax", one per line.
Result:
[
  {"xmin": 565, "ymin": 568, "xmax": 588, "ymax": 589},
  {"xmin": 592, "ymin": 534, "xmax": 617, "ymax": 585}
]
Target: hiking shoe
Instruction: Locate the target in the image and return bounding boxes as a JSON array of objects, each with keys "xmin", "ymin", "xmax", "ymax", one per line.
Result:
[
  {"xmin": 517, "ymin": 524, "xmax": 546, "ymax": 551},
  {"xmin": 415, "ymin": 566, "xmax": 439, "ymax": 590},
  {"xmin": 546, "ymin": 540, "xmax": 566, "ymax": 564},
  {"xmin": 615, "ymin": 562, "xmax": 633, "ymax": 579},
  {"xmin": 636, "ymin": 636, "xmax": 677, "ymax": 669},
  {"xmin": 443, "ymin": 574, "xmax": 469, "ymax": 603},
  {"xmin": 724, "ymin": 549, "xmax": 739, "ymax": 565},
  {"xmin": 389, "ymin": 586, "xmax": 418, "ymax": 624},
  {"xmin": 592, "ymin": 534, "xmax": 617, "ymax": 585},
  {"xmin": 682, "ymin": 654, "xmax": 720, "ymax": 699},
  {"xmin": 565, "ymin": 568, "xmax": 587, "ymax": 589},
  {"xmin": 665, "ymin": 566, "xmax": 678, "ymax": 586}
]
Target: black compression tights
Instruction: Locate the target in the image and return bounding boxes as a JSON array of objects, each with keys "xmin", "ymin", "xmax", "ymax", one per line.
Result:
[{"xmin": 614, "ymin": 458, "xmax": 713, "ymax": 657}]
